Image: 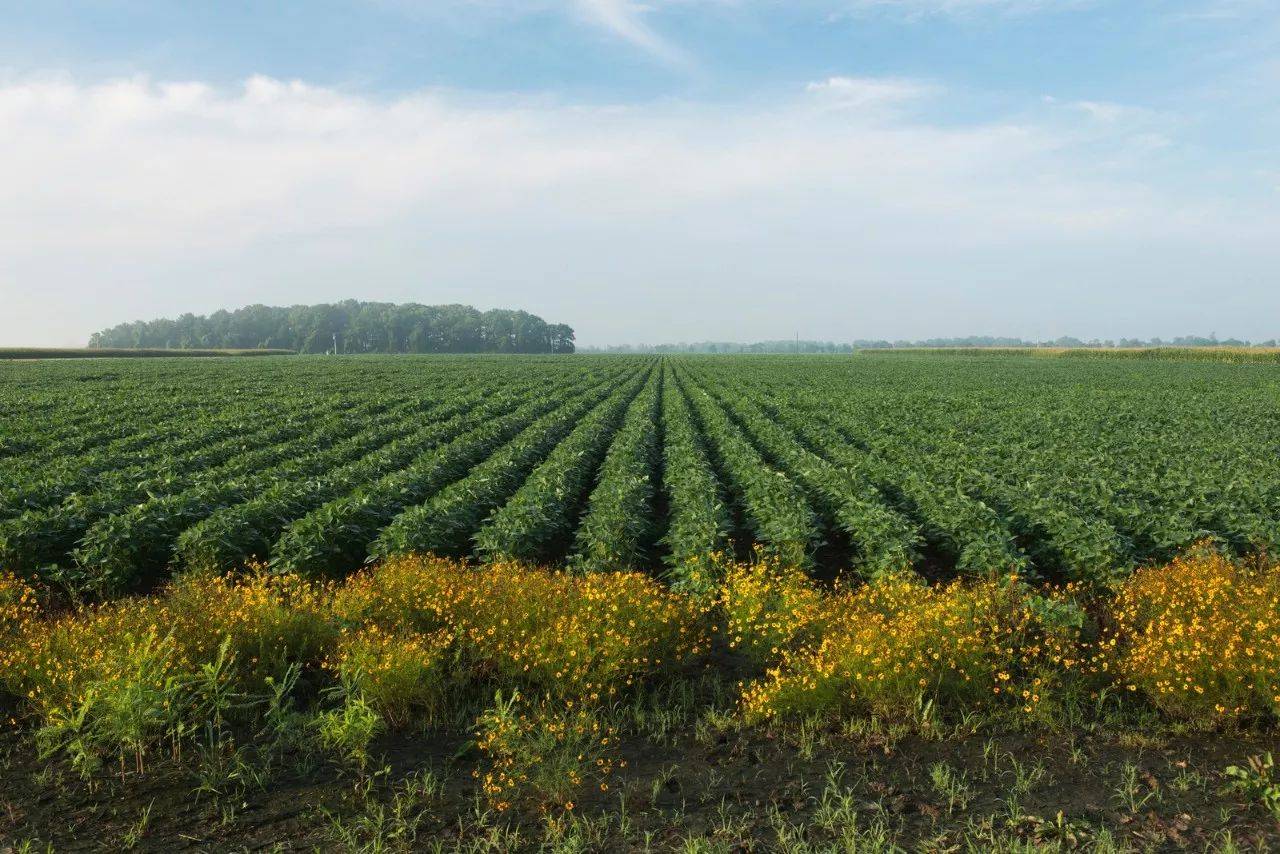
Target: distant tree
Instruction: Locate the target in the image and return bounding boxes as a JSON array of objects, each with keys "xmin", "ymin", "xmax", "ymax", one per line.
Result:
[
  {"xmin": 549, "ymin": 323, "xmax": 576, "ymax": 354},
  {"xmin": 89, "ymin": 301, "xmax": 574, "ymax": 355}
]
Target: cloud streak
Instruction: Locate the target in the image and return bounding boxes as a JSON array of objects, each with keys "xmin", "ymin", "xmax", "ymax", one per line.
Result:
[{"xmin": 572, "ymin": 0, "xmax": 693, "ymax": 67}]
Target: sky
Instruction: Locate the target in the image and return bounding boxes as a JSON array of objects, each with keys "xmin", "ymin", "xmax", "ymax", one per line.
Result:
[{"xmin": 1, "ymin": 1, "xmax": 1277, "ymax": 347}]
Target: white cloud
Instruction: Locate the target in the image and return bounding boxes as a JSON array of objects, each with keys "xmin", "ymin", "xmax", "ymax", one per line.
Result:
[
  {"xmin": 0, "ymin": 73, "xmax": 1275, "ymax": 345},
  {"xmin": 805, "ymin": 76, "xmax": 940, "ymax": 107},
  {"xmin": 1038, "ymin": 96, "xmax": 1174, "ymax": 154},
  {"xmin": 0, "ymin": 72, "xmax": 1162, "ymax": 254},
  {"xmin": 1070, "ymin": 100, "xmax": 1128, "ymax": 122}
]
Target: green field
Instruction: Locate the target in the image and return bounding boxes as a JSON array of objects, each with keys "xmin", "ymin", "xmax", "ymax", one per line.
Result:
[
  {"xmin": 3, "ymin": 352, "xmax": 1278, "ymax": 593},
  {"xmin": 5, "ymin": 353, "xmax": 1280, "ymax": 851}
]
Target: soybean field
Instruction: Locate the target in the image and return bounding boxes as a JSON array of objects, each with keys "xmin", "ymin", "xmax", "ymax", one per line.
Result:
[{"xmin": 2, "ymin": 353, "xmax": 1278, "ymax": 595}]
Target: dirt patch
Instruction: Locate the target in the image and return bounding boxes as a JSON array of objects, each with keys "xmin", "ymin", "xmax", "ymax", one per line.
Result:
[{"xmin": 5, "ymin": 711, "xmax": 1279, "ymax": 852}]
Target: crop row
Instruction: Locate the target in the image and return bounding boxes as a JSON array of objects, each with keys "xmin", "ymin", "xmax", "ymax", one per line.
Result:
[
  {"xmin": 681, "ymin": 355, "xmax": 1280, "ymax": 582},
  {"xmin": 472, "ymin": 366, "xmax": 653, "ymax": 565},
  {"xmin": 679, "ymin": 369, "xmax": 921, "ymax": 578},
  {"xmin": 4, "ymin": 353, "xmax": 1278, "ymax": 589},
  {"xmin": 656, "ymin": 367, "xmax": 732, "ymax": 590},
  {"xmin": 369, "ymin": 368, "xmax": 646, "ymax": 565},
  {"xmin": 71, "ymin": 378, "xmax": 523, "ymax": 592},
  {"xmin": 0, "ymin": 391, "xmax": 404, "ymax": 520},
  {"xmin": 672, "ymin": 367, "xmax": 818, "ymax": 570},
  {"xmin": 0, "ymin": 359, "xmax": 367, "ymax": 475},
  {"xmin": 184, "ymin": 363, "xmax": 634, "ymax": 580},
  {"xmin": 0, "ymin": 381, "xmax": 483, "ymax": 588},
  {"xmin": 0, "ymin": 358, "xmax": 644, "ymax": 591},
  {"xmin": 172, "ymin": 381, "xmax": 544, "ymax": 576},
  {"xmin": 568, "ymin": 368, "xmax": 663, "ymax": 573}
]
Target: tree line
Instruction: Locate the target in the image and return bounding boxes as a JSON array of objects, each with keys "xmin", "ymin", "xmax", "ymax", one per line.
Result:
[
  {"xmin": 582, "ymin": 334, "xmax": 1276, "ymax": 354},
  {"xmin": 88, "ymin": 301, "xmax": 576, "ymax": 354}
]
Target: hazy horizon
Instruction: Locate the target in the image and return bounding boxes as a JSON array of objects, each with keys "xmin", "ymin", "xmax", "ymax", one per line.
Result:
[
  {"xmin": 70, "ymin": 298, "xmax": 1278, "ymax": 352},
  {"xmin": 2, "ymin": 1, "xmax": 1277, "ymax": 348}
]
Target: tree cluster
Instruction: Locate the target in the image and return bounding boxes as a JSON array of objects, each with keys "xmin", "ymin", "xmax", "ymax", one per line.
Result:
[{"xmin": 88, "ymin": 301, "xmax": 575, "ymax": 354}]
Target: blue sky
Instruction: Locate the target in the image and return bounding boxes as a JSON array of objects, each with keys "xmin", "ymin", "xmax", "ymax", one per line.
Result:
[{"xmin": 1, "ymin": 1, "xmax": 1277, "ymax": 345}]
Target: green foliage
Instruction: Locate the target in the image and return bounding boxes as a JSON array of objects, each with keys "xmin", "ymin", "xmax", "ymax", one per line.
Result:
[
  {"xmin": 657, "ymin": 367, "xmax": 733, "ymax": 591},
  {"xmin": 269, "ymin": 383, "xmax": 587, "ymax": 575},
  {"xmin": 314, "ymin": 695, "xmax": 385, "ymax": 772},
  {"xmin": 88, "ymin": 301, "xmax": 575, "ymax": 354},
  {"xmin": 371, "ymin": 371, "xmax": 643, "ymax": 562},
  {"xmin": 676, "ymin": 368, "xmax": 819, "ymax": 570},
  {"xmin": 4, "ymin": 353, "xmax": 1279, "ymax": 589},
  {"xmin": 474, "ymin": 368, "xmax": 652, "ymax": 564},
  {"xmin": 173, "ymin": 387, "xmax": 502, "ymax": 573},
  {"xmin": 686, "ymin": 371, "xmax": 920, "ymax": 578},
  {"xmin": 1224, "ymin": 753, "xmax": 1280, "ymax": 821},
  {"xmin": 569, "ymin": 369, "xmax": 662, "ymax": 572},
  {"xmin": 35, "ymin": 634, "xmax": 238, "ymax": 779}
]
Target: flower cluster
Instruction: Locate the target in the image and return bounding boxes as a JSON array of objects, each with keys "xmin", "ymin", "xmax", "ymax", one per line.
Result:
[
  {"xmin": 738, "ymin": 570, "xmax": 1082, "ymax": 722},
  {"xmin": 4, "ymin": 593, "xmax": 183, "ymax": 717},
  {"xmin": 334, "ymin": 554, "xmax": 711, "ymax": 701},
  {"xmin": 0, "ymin": 572, "xmax": 40, "ymax": 679},
  {"xmin": 720, "ymin": 554, "xmax": 829, "ymax": 665},
  {"xmin": 1103, "ymin": 543, "xmax": 1280, "ymax": 725},
  {"xmin": 324, "ymin": 625, "xmax": 453, "ymax": 728},
  {"xmin": 11, "ymin": 541, "xmax": 1276, "ymax": 786},
  {"xmin": 473, "ymin": 690, "xmax": 617, "ymax": 813},
  {"xmin": 0, "ymin": 569, "xmax": 339, "ymax": 772},
  {"xmin": 162, "ymin": 568, "xmax": 337, "ymax": 684}
]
